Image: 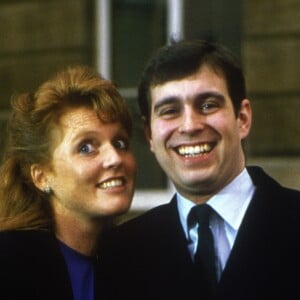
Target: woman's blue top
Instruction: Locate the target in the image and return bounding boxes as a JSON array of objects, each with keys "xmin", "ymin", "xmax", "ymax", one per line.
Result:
[{"xmin": 59, "ymin": 241, "xmax": 94, "ymax": 300}]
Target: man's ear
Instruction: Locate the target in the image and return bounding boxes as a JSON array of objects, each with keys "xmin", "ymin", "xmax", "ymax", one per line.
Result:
[
  {"xmin": 30, "ymin": 164, "xmax": 48, "ymax": 192},
  {"xmin": 141, "ymin": 116, "xmax": 154, "ymax": 152},
  {"xmin": 238, "ymin": 98, "xmax": 252, "ymax": 140}
]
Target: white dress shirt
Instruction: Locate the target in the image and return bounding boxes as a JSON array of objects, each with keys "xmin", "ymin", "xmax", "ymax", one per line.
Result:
[{"xmin": 177, "ymin": 168, "xmax": 256, "ymax": 280}]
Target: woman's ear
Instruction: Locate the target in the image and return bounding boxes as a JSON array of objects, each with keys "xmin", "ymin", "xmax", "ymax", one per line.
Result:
[{"xmin": 30, "ymin": 164, "xmax": 48, "ymax": 192}]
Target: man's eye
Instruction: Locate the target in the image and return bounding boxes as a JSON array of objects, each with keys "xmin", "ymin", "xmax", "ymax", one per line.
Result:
[
  {"xmin": 114, "ymin": 139, "xmax": 129, "ymax": 150},
  {"xmin": 158, "ymin": 106, "xmax": 179, "ymax": 117},
  {"xmin": 79, "ymin": 143, "xmax": 94, "ymax": 154},
  {"xmin": 201, "ymin": 102, "xmax": 218, "ymax": 113},
  {"xmin": 202, "ymin": 103, "xmax": 211, "ymax": 111}
]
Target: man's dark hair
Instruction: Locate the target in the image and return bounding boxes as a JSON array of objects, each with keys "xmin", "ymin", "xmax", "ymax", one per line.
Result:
[{"xmin": 138, "ymin": 39, "xmax": 246, "ymax": 124}]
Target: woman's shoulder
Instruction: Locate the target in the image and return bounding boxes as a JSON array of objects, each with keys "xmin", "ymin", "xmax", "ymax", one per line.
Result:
[
  {"xmin": 0, "ymin": 230, "xmax": 73, "ymax": 299},
  {"xmin": 0, "ymin": 229, "xmax": 52, "ymax": 241},
  {"xmin": 0, "ymin": 230, "xmax": 57, "ymax": 256}
]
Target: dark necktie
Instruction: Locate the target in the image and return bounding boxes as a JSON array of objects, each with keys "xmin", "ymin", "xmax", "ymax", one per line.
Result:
[{"xmin": 190, "ymin": 204, "xmax": 217, "ymax": 292}]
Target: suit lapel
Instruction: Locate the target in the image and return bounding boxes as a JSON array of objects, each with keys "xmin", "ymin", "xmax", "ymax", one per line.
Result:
[
  {"xmin": 153, "ymin": 196, "xmax": 213, "ymax": 299},
  {"xmin": 217, "ymin": 167, "xmax": 282, "ymax": 298},
  {"xmin": 153, "ymin": 195, "xmax": 194, "ymax": 267}
]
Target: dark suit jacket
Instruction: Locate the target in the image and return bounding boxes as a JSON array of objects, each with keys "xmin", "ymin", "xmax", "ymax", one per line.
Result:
[
  {"xmin": 102, "ymin": 166, "xmax": 300, "ymax": 300},
  {"xmin": 0, "ymin": 230, "xmax": 108, "ymax": 300}
]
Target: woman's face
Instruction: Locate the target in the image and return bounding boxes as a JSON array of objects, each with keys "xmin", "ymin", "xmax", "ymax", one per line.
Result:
[{"xmin": 40, "ymin": 106, "xmax": 136, "ymax": 223}]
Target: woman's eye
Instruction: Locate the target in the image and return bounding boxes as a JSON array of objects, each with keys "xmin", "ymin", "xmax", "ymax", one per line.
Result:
[
  {"xmin": 79, "ymin": 143, "xmax": 94, "ymax": 154},
  {"xmin": 114, "ymin": 139, "xmax": 129, "ymax": 150}
]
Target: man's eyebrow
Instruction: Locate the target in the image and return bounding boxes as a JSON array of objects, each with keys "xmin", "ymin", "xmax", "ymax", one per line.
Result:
[
  {"xmin": 194, "ymin": 91, "xmax": 225, "ymax": 102},
  {"xmin": 152, "ymin": 92, "xmax": 225, "ymax": 114},
  {"xmin": 153, "ymin": 96, "xmax": 180, "ymax": 113}
]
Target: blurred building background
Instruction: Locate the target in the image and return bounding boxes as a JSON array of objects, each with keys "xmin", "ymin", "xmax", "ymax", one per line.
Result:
[{"xmin": 0, "ymin": 0, "xmax": 299, "ymax": 218}]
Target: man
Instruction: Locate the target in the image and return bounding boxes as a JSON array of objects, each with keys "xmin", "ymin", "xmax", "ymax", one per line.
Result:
[{"xmin": 102, "ymin": 39, "xmax": 300, "ymax": 300}]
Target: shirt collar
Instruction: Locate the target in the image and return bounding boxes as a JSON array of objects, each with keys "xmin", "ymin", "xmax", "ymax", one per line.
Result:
[{"xmin": 177, "ymin": 168, "xmax": 256, "ymax": 237}]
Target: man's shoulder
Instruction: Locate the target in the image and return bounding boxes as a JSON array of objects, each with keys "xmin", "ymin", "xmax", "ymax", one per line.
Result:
[
  {"xmin": 119, "ymin": 200, "xmax": 175, "ymax": 232},
  {"xmin": 247, "ymin": 165, "xmax": 300, "ymax": 213},
  {"xmin": 248, "ymin": 165, "xmax": 300, "ymax": 195},
  {"xmin": 107, "ymin": 198, "xmax": 179, "ymax": 247}
]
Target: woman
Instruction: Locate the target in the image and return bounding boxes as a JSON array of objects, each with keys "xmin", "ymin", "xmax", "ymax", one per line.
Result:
[{"xmin": 0, "ymin": 65, "xmax": 136, "ymax": 300}]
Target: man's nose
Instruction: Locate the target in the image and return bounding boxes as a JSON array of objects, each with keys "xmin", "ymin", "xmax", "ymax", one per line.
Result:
[{"xmin": 178, "ymin": 107, "xmax": 205, "ymax": 134}]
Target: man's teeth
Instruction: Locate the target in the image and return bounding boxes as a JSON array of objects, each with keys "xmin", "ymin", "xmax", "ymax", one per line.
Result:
[
  {"xmin": 177, "ymin": 144, "xmax": 212, "ymax": 156},
  {"xmin": 99, "ymin": 179, "xmax": 123, "ymax": 189}
]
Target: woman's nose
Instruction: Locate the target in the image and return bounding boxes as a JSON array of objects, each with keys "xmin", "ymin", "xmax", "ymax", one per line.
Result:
[{"xmin": 102, "ymin": 144, "xmax": 122, "ymax": 169}]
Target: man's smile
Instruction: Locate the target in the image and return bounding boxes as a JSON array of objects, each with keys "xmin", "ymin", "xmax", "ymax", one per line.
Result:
[{"xmin": 175, "ymin": 142, "xmax": 215, "ymax": 157}]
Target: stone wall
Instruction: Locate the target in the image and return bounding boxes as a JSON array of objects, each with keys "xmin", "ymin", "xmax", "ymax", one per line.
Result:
[
  {"xmin": 0, "ymin": 0, "xmax": 94, "ymax": 152},
  {"xmin": 243, "ymin": 0, "xmax": 300, "ymax": 188}
]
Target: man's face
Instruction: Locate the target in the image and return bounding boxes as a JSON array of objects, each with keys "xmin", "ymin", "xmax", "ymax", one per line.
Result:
[{"xmin": 147, "ymin": 65, "xmax": 252, "ymax": 203}]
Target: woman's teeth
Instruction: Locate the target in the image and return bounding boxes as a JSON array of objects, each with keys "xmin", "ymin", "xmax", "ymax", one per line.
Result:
[{"xmin": 99, "ymin": 179, "xmax": 124, "ymax": 189}]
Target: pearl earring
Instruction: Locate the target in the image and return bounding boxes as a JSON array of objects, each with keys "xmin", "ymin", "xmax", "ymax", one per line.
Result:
[{"xmin": 44, "ymin": 186, "xmax": 52, "ymax": 195}]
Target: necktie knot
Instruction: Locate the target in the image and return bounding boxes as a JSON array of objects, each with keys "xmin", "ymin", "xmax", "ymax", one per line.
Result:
[{"xmin": 190, "ymin": 204, "xmax": 212, "ymax": 227}]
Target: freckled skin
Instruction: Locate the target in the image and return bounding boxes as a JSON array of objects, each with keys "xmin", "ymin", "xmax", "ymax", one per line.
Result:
[
  {"xmin": 45, "ymin": 107, "xmax": 136, "ymax": 223},
  {"xmin": 148, "ymin": 65, "xmax": 251, "ymax": 203}
]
